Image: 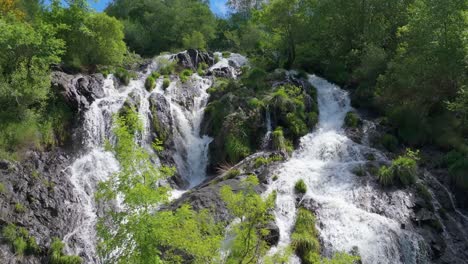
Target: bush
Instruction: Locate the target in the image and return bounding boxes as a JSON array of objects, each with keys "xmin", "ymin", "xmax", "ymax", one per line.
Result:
[
  {"xmin": 291, "ymin": 208, "xmax": 320, "ymax": 264},
  {"xmin": 222, "ymin": 51, "xmax": 231, "ymax": 58},
  {"xmin": 378, "ymin": 149, "xmax": 419, "ymax": 187},
  {"xmin": 49, "ymin": 238, "xmax": 82, "ymax": 264},
  {"xmin": 344, "ymin": 112, "xmax": 360, "ymax": 128},
  {"xmin": 197, "ymin": 62, "xmax": 209, "ymax": 75},
  {"xmin": 2, "ymin": 224, "xmax": 38, "ymax": 256},
  {"xmin": 145, "ymin": 76, "xmax": 156, "ymax": 91},
  {"xmin": 294, "ymin": 179, "xmax": 307, "ymax": 194},
  {"xmin": 115, "ymin": 68, "xmax": 135, "ymax": 86},
  {"xmin": 225, "ymin": 169, "xmax": 240, "ymax": 179},
  {"xmin": 163, "ymin": 78, "xmax": 170, "ymax": 90},
  {"xmin": 158, "ymin": 59, "xmax": 176, "ymax": 76},
  {"xmin": 15, "ymin": 203, "xmax": 26, "ymax": 213},
  {"xmin": 381, "ymin": 134, "xmax": 399, "ymax": 152},
  {"xmin": 179, "ymin": 69, "xmax": 193, "ymax": 83}
]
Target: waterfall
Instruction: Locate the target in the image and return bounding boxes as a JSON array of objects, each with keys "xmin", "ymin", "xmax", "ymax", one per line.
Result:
[
  {"xmin": 62, "ymin": 52, "xmax": 247, "ymax": 262},
  {"xmin": 267, "ymin": 75, "xmax": 428, "ymax": 264}
]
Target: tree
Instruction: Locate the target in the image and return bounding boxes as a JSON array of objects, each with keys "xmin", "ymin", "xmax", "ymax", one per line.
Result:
[
  {"xmin": 46, "ymin": 0, "xmax": 126, "ymax": 69},
  {"xmin": 97, "ymin": 108, "xmax": 223, "ymax": 263},
  {"xmin": 106, "ymin": 0, "xmax": 216, "ymax": 56},
  {"xmin": 183, "ymin": 31, "xmax": 207, "ymax": 50},
  {"xmin": 220, "ymin": 175, "xmax": 276, "ymax": 263}
]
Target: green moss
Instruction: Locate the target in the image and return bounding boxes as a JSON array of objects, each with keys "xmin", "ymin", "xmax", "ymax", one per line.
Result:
[
  {"xmin": 162, "ymin": 78, "xmax": 170, "ymax": 90},
  {"xmin": 294, "ymin": 179, "xmax": 307, "ymax": 194},
  {"xmin": 378, "ymin": 149, "xmax": 419, "ymax": 187},
  {"xmin": 179, "ymin": 69, "xmax": 193, "ymax": 83},
  {"xmin": 50, "ymin": 238, "xmax": 82, "ymax": 264},
  {"xmin": 225, "ymin": 169, "xmax": 241, "ymax": 179},
  {"xmin": 145, "ymin": 76, "xmax": 156, "ymax": 91},
  {"xmin": 0, "ymin": 183, "xmax": 5, "ymax": 193},
  {"xmin": 291, "ymin": 208, "xmax": 320, "ymax": 264},
  {"xmin": 2, "ymin": 224, "xmax": 38, "ymax": 256},
  {"xmin": 306, "ymin": 112, "xmax": 318, "ymax": 128},
  {"xmin": 15, "ymin": 203, "xmax": 26, "ymax": 213},
  {"xmin": 114, "ymin": 68, "xmax": 135, "ymax": 86},
  {"xmin": 344, "ymin": 112, "xmax": 360, "ymax": 128},
  {"xmin": 222, "ymin": 51, "xmax": 231, "ymax": 58},
  {"xmin": 254, "ymin": 155, "xmax": 283, "ymax": 168}
]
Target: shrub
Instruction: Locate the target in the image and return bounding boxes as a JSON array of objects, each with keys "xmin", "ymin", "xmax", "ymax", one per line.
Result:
[
  {"xmin": 291, "ymin": 208, "xmax": 320, "ymax": 264},
  {"xmin": 49, "ymin": 238, "xmax": 82, "ymax": 264},
  {"xmin": 248, "ymin": 98, "xmax": 264, "ymax": 109},
  {"xmin": 197, "ymin": 62, "xmax": 209, "ymax": 75},
  {"xmin": 158, "ymin": 59, "xmax": 176, "ymax": 76},
  {"xmin": 225, "ymin": 169, "xmax": 240, "ymax": 179},
  {"xmin": 344, "ymin": 112, "xmax": 360, "ymax": 128},
  {"xmin": 2, "ymin": 224, "xmax": 38, "ymax": 256},
  {"xmin": 15, "ymin": 203, "xmax": 26, "ymax": 213},
  {"xmin": 378, "ymin": 149, "xmax": 419, "ymax": 187},
  {"xmin": 294, "ymin": 179, "xmax": 307, "ymax": 194},
  {"xmin": 381, "ymin": 134, "xmax": 399, "ymax": 152},
  {"xmin": 114, "ymin": 68, "xmax": 135, "ymax": 86},
  {"xmin": 162, "ymin": 78, "xmax": 170, "ymax": 90},
  {"xmin": 145, "ymin": 76, "xmax": 156, "ymax": 91},
  {"xmin": 225, "ymin": 134, "xmax": 251, "ymax": 164},
  {"xmin": 179, "ymin": 69, "xmax": 193, "ymax": 83},
  {"xmin": 272, "ymin": 127, "xmax": 286, "ymax": 151},
  {"xmin": 222, "ymin": 51, "xmax": 231, "ymax": 58},
  {"xmin": 286, "ymin": 113, "xmax": 308, "ymax": 138}
]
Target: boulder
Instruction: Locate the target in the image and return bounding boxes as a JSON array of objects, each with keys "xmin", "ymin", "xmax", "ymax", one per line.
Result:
[{"xmin": 51, "ymin": 72, "xmax": 106, "ymax": 111}]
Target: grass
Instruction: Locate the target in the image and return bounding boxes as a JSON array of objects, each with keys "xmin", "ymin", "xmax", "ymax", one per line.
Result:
[
  {"xmin": 114, "ymin": 68, "xmax": 136, "ymax": 86},
  {"xmin": 344, "ymin": 111, "xmax": 360, "ymax": 128},
  {"xmin": 2, "ymin": 224, "xmax": 39, "ymax": 256},
  {"xmin": 179, "ymin": 69, "xmax": 193, "ymax": 83},
  {"xmin": 225, "ymin": 169, "xmax": 241, "ymax": 179},
  {"xmin": 294, "ymin": 179, "xmax": 307, "ymax": 194},
  {"xmin": 49, "ymin": 238, "xmax": 82, "ymax": 264},
  {"xmin": 163, "ymin": 78, "xmax": 170, "ymax": 90},
  {"xmin": 378, "ymin": 149, "xmax": 419, "ymax": 187},
  {"xmin": 254, "ymin": 155, "xmax": 284, "ymax": 168},
  {"xmin": 15, "ymin": 203, "xmax": 26, "ymax": 213},
  {"xmin": 291, "ymin": 208, "xmax": 320, "ymax": 264}
]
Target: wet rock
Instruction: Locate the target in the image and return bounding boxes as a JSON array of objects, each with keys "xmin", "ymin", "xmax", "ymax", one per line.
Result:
[
  {"xmin": 51, "ymin": 71, "xmax": 105, "ymax": 111},
  {"xmin": 0, "ymin": 150, "xmax": 78, "ymax": 263},
  {"xmin": 173, "ymin": 49, "xmax": 214, "ymax": 71}
]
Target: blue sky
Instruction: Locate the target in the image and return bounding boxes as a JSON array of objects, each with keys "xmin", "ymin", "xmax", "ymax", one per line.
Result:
[{"xmin": 45, "ymin": 0, "xmax": 230, "ymax": 16}]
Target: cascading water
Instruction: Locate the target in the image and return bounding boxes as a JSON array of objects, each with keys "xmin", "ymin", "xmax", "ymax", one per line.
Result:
[
  {"xmin": 62, "ymin": 52, "xmax": 247, "ymax": 262},
  {"xmin": 267, "ymin": 75, "xmax": 428, "ymax": 264}
]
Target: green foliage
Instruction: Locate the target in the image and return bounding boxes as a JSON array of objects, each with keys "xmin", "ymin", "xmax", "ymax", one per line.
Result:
[
  {"xmin": 14, "ymin": 203, "xmax": 26, "ymax": 213},
  {"xmin": 114, "ymin": 68, "xmax": 135, "ymax": 86},
  {"xmin": 179, "ymin": 69, "xmax": 193, "ymax": 83},
  {"xmin": 183, "ymin": 31, "xmax": 206, "ymax": 50},
  {"xmin": 225, "ymin": 134, "xmax": 251, "ymax": 164},
  {"xmin": 0, "ymin": 182, "xmax": 5, "ymax": 193},
  {"xmin": 49, "ymin": 238, "xmax": 82, "ymax": 264},
  {"xmin": 254, "ymin": 155, "xmax": 283, "ymax": 168},
  {"xmin": 2, "ymin": 224, "xmax": 39, "ymax": 256},
  {"xmin": 106, "ymin": 0, "xmax": 216, "ymax": 56},
  {"xmin": 294, "ymin": 179, "xmax": 307, "ymax": 194},
  {"xmin": 222, "ymin": 52, "xmax": 231, "ymax": 58},
  {"xmin": 146, "ymin": 70, "xmax": 163, "ymax": 91},
  {"xmin": 225, "ymin": 169, "xmax": 241, "ymax": 179},
  {"xmin": 46, "ymin": 2, "xmax": 126, "ymax": 69},
  {"xmin": 444, "ymin": 151, "xmax": 468, "ymax": 190},
  {"xmin": 378, "ymin": 149, "xmax": 420, "ymax": 187},
  {"xmin": 97, "ymin": 108, "xmax": 222, "ymax": 263},
  {"xmin": 291, "ymin": 208, "xmax": 320, "ymax": 263},
  {"xmin": 220, "ymin": 176, "xmax": 276, "ymax": 264},
  {"xmin": 163, "ymin": 78, "xmax": 171, "ymax": 90},
  {"xmin": 344, "ymin": 112, "xmax": 360, "ymax": 128}
]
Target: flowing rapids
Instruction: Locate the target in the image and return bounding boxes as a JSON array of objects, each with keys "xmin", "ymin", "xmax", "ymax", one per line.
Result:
[
  {"xmin": 267, "ymin": 75, "xmax": 429, "ymax": 264},
  {"xmin": 62, "ymin": 52, "xmax": 247, "ymax": 262}
]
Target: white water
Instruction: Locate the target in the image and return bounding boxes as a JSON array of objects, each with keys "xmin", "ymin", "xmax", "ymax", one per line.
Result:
[
  {"xmin": 63, "ymin": 52, "xmax": 247, "ymax": 261},
  {"xmin": 267, "ymin": 75, "xmax": 428, "ymax": 264}
]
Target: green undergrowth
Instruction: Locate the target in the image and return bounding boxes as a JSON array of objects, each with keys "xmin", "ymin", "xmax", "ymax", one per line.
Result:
[
  {"xmin": 378, "ymin": 149, "xmax": 419, "ymax": 187},
  {"xmin": 204, "ymin": 68, "xmax": 318, "ymax": 168}
]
